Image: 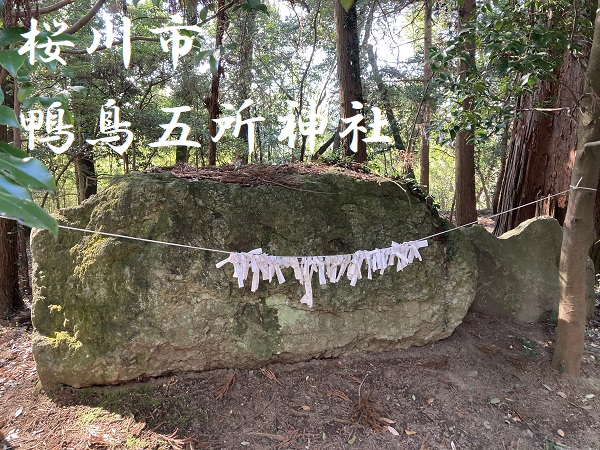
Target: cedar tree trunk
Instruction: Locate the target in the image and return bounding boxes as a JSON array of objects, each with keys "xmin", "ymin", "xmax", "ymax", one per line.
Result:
[
  {"xmin": 334, "ymin": 0, "xmax": 367, "ymax": 163},
  {"xmin": 454, "ymin": 0, "xmax": 477, "ymax": 225}
]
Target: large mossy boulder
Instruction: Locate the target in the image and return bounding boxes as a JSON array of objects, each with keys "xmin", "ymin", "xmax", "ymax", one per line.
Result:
[
  {"xmin": 31, "ymin": 169, "xmax": 476, "ymax": 388},
  {"xmin": 464, "ymin": 216, "xmax": 595, "ymax": 323}
]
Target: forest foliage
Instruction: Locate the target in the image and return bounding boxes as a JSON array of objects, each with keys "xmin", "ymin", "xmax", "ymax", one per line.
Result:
[{"xmin": 0, "ymin": 0, "xmax": 594, "ymax": 228}]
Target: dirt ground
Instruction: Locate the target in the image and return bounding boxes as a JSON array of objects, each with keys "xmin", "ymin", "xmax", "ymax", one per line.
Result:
[{"xmin": 1, "ymin": 310, "xmax": 600, "ymax": 450}]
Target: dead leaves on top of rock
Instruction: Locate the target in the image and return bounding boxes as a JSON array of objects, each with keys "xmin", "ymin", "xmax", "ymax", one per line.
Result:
[{"xmin": 149, "ymin": 162, "xmax": 381, "ymax": 188}]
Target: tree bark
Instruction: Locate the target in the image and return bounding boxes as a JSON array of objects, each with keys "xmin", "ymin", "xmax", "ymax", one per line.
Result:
[
  {"xmin": 75, "ymin": 150, "xmax": 97, "ymax": 204},
  {"xmin": 235, "ymin": 9, "xmax": 256, "ymax": 164},
  {"xmin": 208, "ymin": 0, "xmax": 227, "ymax": 166},
  {"xmin": 494, "ymin": 51, "xmax": 584, "ymax": 235},
  {"xmin": 454, "ymin": 0, "xmax": 477, "ymax": 225},
  {"xmin": 552, "ymin": 1, "xmax": 600, "ymax": 376},
  {"xmin": 366, "ymin": 44, "xmax": 404, "ymax": 152},
  {"xmin": 334, "ymin": 0, "xmax": 367, "ymax": 163},
  {"xmin": 492, "ymin": 126, "xmax": 509, "ymax": 213},
  {"xmin": 420, "ymin": 0, "xmax": 432, "ymax": 193},
  {"xmin": 0, "ymin": 219, "xmax": 24, "ymax": 316}
]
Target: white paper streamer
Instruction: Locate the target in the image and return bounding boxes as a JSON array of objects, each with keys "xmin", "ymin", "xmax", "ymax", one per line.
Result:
[{"xmin": 216, "ymin": 239, "xmax": 429, "ymax": 307}]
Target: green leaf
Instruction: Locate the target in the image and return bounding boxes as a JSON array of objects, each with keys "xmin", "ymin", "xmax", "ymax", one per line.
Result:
[
  {"xmin": 17, "ymin": 83, "xmax": 34, "ymax": 103},
  {"xmin": 68, "ymin": 85, "xmax": 87, "ymax": 95},
  {"xmin": 0, "ymin": 141, "xmax": 28, "ymax": 158},
  {"xmin": 209, "ymin": 55, "xmax": 219, "ymax": 75},
  {"xmin": 0, "ymin": 173, "xmax": 31, "ymax": 200},
  {"xmin": 0, "ymin": 152, "xmax": 56, "ymax": 192},
  {"xmin": 22, "ymin": 96, "xmax": 58, "ymax": 109},
  {"xmin": 195, "ymin": 49, "xmax": 213, "ymax": 61},
  {"xmin": 199, "ymin": 5, "xmax": 210, "ymax": 21},
  {"xmin": 339, "ymin": 0, "xmax": 355, "ymax": 11},
  {"xmin": 0, "ymin": 26, "xmax": 27, "ymax": 46},
  {"xmin": 0, "ymin": 105, "xmax": 20, "ymax": 127},
  {"xmin": 0, "ymin": 50, "xmax": 26, "ymax": 78},
  {"xmin": 0, "ymin": 190, "xmax": 57, "ymax": 235}
]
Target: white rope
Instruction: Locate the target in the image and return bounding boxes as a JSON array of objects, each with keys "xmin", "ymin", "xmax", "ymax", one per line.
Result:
[
  {"xmin": 56, "ymin": 184, "xmax": 586, "ymax": 306},
  {"xmin": 58, "ymin": 225, "xmax": 231, "ymax": 254}
]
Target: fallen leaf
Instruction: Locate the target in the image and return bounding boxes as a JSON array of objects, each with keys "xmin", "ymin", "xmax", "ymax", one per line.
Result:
[
  {"xmin": 557, "ymin": 392, "xmax": 567, "ymax": 399},
  {"xmin": 557, "ymin": 429, "xmax": 565, "ymax": 437},
  {"xmin": 404, "ymin": 429, "xmax": 417, "ymax": 436},
  {"xmin": 241, "ymin": 441, "xmax": 251, "ymax": 446},
  {"xmin": 490, "ymin": 398, "xmax": 501, "ymax": 405},
  {"xmin": 14, "ymin": 407, "xmax": 23, "ymax": 418},
  {"xmin": 543, "ymin": 384, "xmax": 552, "ymax": 391},
  {"xmin": 379, "ymin": 417, "xmax": 395, "ymax": 424},
  {"xmin": 215, "ymin": 370, "xmax": 236, "ymax": 400},
  {"xmin": 387, "ymin": 426, "xmax": 400, "ymax": 436},
  {"xmin": 348, "ymin": 435, "xmax": 356, "ymax": 445},
  {"xmin": 585, "ymin": 394, "xmax": 595, "ymax": 399},
  {"xmin": 301, "ymin": 405, "xmax": 311, "ymax": 411},
  {"xmin": 260, "ymin": 367, "xmax": 282, "ymax": 386}
]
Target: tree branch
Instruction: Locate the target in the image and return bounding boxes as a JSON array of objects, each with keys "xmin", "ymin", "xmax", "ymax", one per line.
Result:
[
  {"xmin": 64, "ymin": 0, "xmax": 105, "ymax": 35},
  {"xmin": 36, "ymin": 0, "xmax": 76, "ymax": 15}
]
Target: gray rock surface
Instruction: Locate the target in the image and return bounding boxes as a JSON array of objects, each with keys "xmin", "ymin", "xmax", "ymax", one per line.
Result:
[
  {"xmin": 464, "ymin": 216, "xmax": 595, "ymax": 322},
  {"xmin": 31, "ymin": 170, "xmax": 476, "ymax": 388}
]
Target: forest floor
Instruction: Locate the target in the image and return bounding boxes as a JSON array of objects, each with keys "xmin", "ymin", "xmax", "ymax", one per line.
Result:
[
  {"xmin": 2, "ymin": 310, "xmax": 600, "ymax": 450},
  {"xmin": 1, "ymin": 166, "xmax": 599, "ymax": 449}
]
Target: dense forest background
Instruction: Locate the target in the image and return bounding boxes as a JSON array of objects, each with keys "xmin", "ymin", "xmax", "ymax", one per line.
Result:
[{"xmin": 0, "ymin": 0, "xmax": 597, "ymax": 318}]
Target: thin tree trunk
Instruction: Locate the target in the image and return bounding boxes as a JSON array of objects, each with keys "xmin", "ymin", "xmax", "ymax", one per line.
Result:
[
  {"xmin": 366, "ymin": 44, "xmax": 404, "ymax": 151},
  {"xmin": 454, "ymin": 0, "xmax": 477, "ymax": 225},
  {"xmin": 236, "ymin": 9, "xmax": 256, "ymax": 164},
  {"xmin": 334, "ymin": 0, "xmax": 367, "ymax": 163},
  {"xmin": 175, "ymin": 145, "xmax": 190, "ymax": 164},
  {"xmin": 492, "ymin": 126, "xmax": 508, "ymax": 214},
  {"xmin": 208, "ymin": 0, "xmax": 226, "ymax": 166},
  {"xmin": 74, "ymin": 150, "xmax": 97, "ymax": 204},
  {"xmin": 420, "ymin": 0, "xmax": 432, "ymax": 193},
  {"xmin": 552, "ymin": 1, "xmax": 600, "ymax": 376}
]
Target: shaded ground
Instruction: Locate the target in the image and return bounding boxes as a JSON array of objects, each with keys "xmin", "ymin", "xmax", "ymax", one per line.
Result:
[{"xmin": 2, "ymin": 311, "xmax": 600, "ymax": 450}]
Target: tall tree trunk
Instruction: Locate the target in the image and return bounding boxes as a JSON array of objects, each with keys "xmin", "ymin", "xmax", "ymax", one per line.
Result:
[
  {"xmin": 175, "ymin": 145, "xmax": 190, "ymax": 164},
  {"xmin": 235, "ymin": 9, "xmax": 256, "ymax": 164},
  {"xmin": 366, "ymin": 44, "xmax": 404, "ymax": 152},
  {"xmin": 75, "ymin": 150, "xmax": 97, "ymax": 204},
  {"xmin": 0, "ymin": 70, "xmax": 23, "ymax": 316},
  {"xmin": 454, "ymin": 0, "xmax": 477, "ymax": 225},
  {"xmin": 552, "ymin": 1, "xmax": 600, "ymax": 376},
  {"xmin": 420, "ymin": 0, "xmax": 432, "ymax": 193},
  {"xmin": 334, "ymin": 0, "xmax": 367, "ymax": 163},
  {"xmin": 208, "ymin": 0, "xmax": 227, "ymax": 166},
  {"xmin": 494, "ymin": 51, "xmax": 584, "ymax": 235},
  {"xmin": 492, "ymin": 126, "xmax": 509, "ymax": 213},
  {"xmin": 0, "ymin": 219, "xmax": 24, "ymax": 316}
]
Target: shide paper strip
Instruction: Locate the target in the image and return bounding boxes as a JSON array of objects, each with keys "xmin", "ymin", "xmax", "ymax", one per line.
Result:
[{"xmin": 216, "ymin": 240, "xmax": 429, "ymax": 307}]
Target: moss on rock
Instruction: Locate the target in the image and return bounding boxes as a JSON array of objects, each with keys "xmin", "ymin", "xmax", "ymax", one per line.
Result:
[{"xmin": 31, "ymin": 170, "xmax": 476, "ymax": 388}]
